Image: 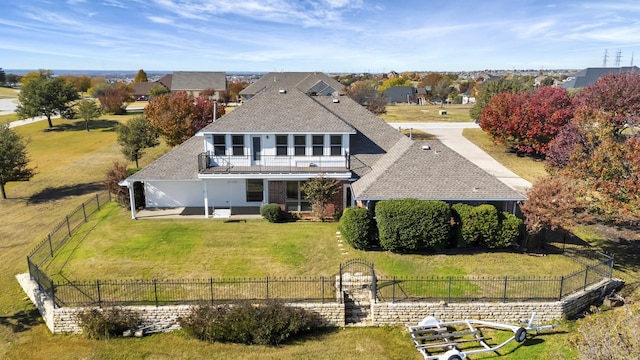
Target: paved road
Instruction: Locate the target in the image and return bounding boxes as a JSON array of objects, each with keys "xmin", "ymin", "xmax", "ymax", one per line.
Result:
[
  {"xmin": 0, "ymin": 98, "xmax": 18, "ymax": 114},
  {"xmin": 389, "ymin": 122, "xmax": 532, "ymax": 194}
]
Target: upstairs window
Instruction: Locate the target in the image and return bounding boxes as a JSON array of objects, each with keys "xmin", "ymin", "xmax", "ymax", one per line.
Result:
[
  {"xmin": 312, "ymin": 135, "xmax": 324, "ymax": 156},
  {"xmin": 294, "ymin": 135, "xmax": 306, "ymax": 156},
  {"xmin": 330, "ymin": 135, "xmax": 342, "ymax": 156},
  {"xmin": 213, "ymin": 135, "xmax": 226, "ymax": 156},
  {"xmin": 232, "ymin": 135, "xmax": 245, "ymax": 156},
  {"xmin": 276, "ymin": 135, "xmax": 288, "ymax": 156}
]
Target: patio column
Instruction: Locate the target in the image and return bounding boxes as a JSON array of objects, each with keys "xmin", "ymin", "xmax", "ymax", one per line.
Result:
[
  {"xmin": 203, "ymin": 180, "xmax": 209, "ymax": 218},
  {"xmin": 128, "ymin": 183, "xmax": 137, "ymax": 219}
]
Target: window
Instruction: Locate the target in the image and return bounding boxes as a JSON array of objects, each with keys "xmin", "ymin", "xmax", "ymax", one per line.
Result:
[
  {"xmin": 285, "ymin": 181, "xmax": 311, "ymax": 212},
  {"xmin": 294, "ymin": 135, "xmax": 306, "ymax": 156},
  {"xmin": 246, "ymin": 179, "xmax": 264, "ymax": 202},
  {"xmin": 312, "ymin": 135, "xmax": 324, "ymax": 156},
  {"xmin": 232, "ymin": 135, "xmax": 244, "ymax": 156},
  {"xmin": 276, "ymin": 135, "xmax": 288, "ymax": 156},
  {"xmin": 330, "ymin": 135, "xmax": 342, "ymax": 156},
  {"xmin": 213, "ymin": 135, "xmax": 226, "ymax": 156}
]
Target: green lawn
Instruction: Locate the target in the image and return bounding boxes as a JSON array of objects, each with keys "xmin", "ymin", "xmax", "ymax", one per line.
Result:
[
  {"xmin": 0, "ymin": 87, "xmax": 19, "ymax": 98},
  {"xmin": 381, "ymin": 104, "xmax": 473, "ymax": 123}
]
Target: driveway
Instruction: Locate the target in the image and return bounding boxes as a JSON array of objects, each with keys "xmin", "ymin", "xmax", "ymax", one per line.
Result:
[{"xmin": 389, "ymin": 122, "xmax": 532, "ymax": 195}]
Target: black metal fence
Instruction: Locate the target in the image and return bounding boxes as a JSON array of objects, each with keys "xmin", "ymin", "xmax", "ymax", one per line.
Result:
[{"xmin": 26, "ymin": 192, "xmax": 615, "ymax": 308}]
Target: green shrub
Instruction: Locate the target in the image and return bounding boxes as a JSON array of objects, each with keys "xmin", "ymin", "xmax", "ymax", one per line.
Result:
[
  {"xmin": 339, "ymin": 207, "xmax": 374, "ymax": 250},
  {"xmin": 376, "ymin": 199, "xmax": 450, "ymax": 252},
  {"xmin": 472, "ymin": 204, "xmax": 500, "ymax": 246},
  {"xmin": 260, "ymin": 203, "xmax": 283, "ymax": 223},
  {"xmin": 451, "ymin": 203, "xmax": 476, "ymax": 246},
  {"xmin": 179, "ymin": 302, "xmax": 316, "ymax": 346},
  {"xmin": 77, "ymin": 307, "xmax": 142, "ymax": 339},
  {"xmin": 491, "ymin": 211, "xmax": 523, "ymax": 248}
]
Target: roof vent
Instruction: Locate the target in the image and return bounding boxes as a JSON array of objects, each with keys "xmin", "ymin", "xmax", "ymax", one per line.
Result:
[
  {"xmin": 473, "ymin": 187, "xmax": 479, "ymax": 192},
  {"xmin": 279, "ymin": 89, "xmax": 286, "ymax": 94},
  {"xmin": 422, "ymin": 145, "xmax": 431, "ymax": 150},
  {"xmin": 332, "ymin": 98, "xmax": 340, "ymax": 103}
]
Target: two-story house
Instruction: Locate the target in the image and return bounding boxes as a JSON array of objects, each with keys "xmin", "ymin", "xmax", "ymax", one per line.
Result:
[{"xmin": 121, "ymin": 72, "xmax": 526, "ymax": 219}]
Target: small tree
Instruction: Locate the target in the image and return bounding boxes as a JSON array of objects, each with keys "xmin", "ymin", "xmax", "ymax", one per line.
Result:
[
  {"xmin": 116, "ymin": 116, "xmax": 159, "ymax": 168},
  {"xmin": 75, "ymin": 99, "xmax": 102, "ymax": 132},
  {"xmin": 103, "ymin": 161, "xmax": 129, "ymax": 206},
  {"xmin": 0, "ymin": 125, "xmax": 36, "ymax": 199},
  {"xmin": 95, "ymin": 82, "xmax": 133, "ymax": 114},
  {"xmin": 149, "ymin": 84, "xmax": 169, "ymax": 98},
  {"xmin": 133, "ymin": 69, "xmax": 148, "ymax": 84},
  {"xmin": 300, "ymin": 175, "xmax": 341, "ymax": 221}
]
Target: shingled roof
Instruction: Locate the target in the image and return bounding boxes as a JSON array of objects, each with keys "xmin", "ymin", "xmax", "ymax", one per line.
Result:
[
  {"xmin": 562, "ymin": 66, "xmax": 640, "ymax": 88},
  {"xmin": 127, "ymin": 136, "xmax": 203, "ymax": 181},
  {"xmin": 240, "ymin": 72, "xmax": 344, "ymax": 97},
  {"xmin": 199, "ymin": 88, "xmax": 355, "ymax": 134},
  {"xmin": 171, "ymin": 71, "xmax": 226, "ymax": 91}
]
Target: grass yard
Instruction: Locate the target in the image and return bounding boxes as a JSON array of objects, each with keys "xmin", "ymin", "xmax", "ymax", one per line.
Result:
[
  {"xmin": 381, "ymin": 104, "xmax": 473, "ymax": 123},
  {"xmin": 0, "ymin": 87, "xmax": 19, "ymax": 98},
  {"xmin": 462, "ymin": 128, "xmax": 549, "ymax": 182}
]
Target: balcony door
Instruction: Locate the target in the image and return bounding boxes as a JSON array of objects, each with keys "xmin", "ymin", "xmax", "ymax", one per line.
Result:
[{"xmin": 252, "ymin": 136, "xmax": 261, "ymax": 165}]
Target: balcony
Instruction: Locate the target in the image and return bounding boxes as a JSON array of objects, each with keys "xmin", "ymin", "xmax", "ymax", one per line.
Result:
[{"xmin": 198, "ymin": 153, "xmax": 351, "ymax": 175}]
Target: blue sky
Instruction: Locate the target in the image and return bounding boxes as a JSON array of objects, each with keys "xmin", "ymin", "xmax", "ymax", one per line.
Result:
[{"xmin": 2, "ymin": 0, "xmax": 640, "ymax": 72}]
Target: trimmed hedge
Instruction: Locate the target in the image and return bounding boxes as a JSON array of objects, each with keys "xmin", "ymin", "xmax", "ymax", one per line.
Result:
[
  {"xmin": 451, "ymin": 203, "xmax": 476, "ymax": 247},
  {"xmin": 375, "ymin": 199, "xmax": 450, "ymax": 252},
  {"xmin": 77, "ymin": 307, "xmax": 142, "ymax": 339},
  {"xmin": 472, "ymin": 204, "xmax": 500, "ymax": 246},
  {"xmin": 260, "ymin": 203, "xmax": 283, "ymax": 223},
  {"xmin": 339, "ymin": 207, "xmax": 374, "ymax": 249},
  {"xmin": 494, "ymin": 211, "xmax": 523, "ymax": 248}
]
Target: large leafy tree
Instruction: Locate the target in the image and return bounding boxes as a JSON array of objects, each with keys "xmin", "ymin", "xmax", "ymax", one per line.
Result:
[
  {"xmin": 16, "ymin": 71, "xmax": 79, "ymax": 129},
  {"xmin": 470, "ymin": 77, "xmax": 533, "ymax": 120},
  {"xmin": 0, "ymin": 68, "xmax": 5, "ymax": 85},
  {"xmin": 227, "ymin": 80, "xmax": 249, "ymax": 102},
  {"xmin": 573, "ymin": 72, "xmax": 640, "ymax": 136},
  {"xmin": 377, "ymin": 76, "xmax": 412, "ymax": 92},
  {"xmin": 75, "ymin": 99, "xmax": 102, "ymax": 132},
  {"xmin": 144, "ymin": 92, "xmax": 222, "ymax": 146},
  {"xmin": 0, "ymin": 124, "xmax": 35, "ymax": 199},
  {"xmin": 345, "ymin": 80, "xmax": 386, "ymax": 115},
  {"xmin": 479, "ymin": 86, "xmax": 572, "ymax": 155},
  {"xmin": 116, "ymin": 116, "xmax": 159, "ymax": 168}
]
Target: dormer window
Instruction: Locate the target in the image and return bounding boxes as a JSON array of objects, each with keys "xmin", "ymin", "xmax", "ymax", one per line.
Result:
[
  {"xmin": 330, "ymin": 135, "xmax": 342, "ymax": 156},
  {"xmin": 213, "ymin": 135, "xmax": 226, "ymax": 156},
  {"xmin": 294, "ymin": 135, "xmax": 306, "ymax": 156},
  {"xmin": 312, "ymin": 135, "xmax": 324, "ymax": 156},
  {"xmin": 276, "ymin": 135, "xmax": 288, "ymax": 156},
  {"xmin": 232, "ymin": 135, "xmax": 245, "ymax": 156}
]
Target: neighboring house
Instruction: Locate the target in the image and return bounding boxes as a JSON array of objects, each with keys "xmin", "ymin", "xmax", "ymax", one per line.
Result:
[
  {"xmin": 384, "ymin": 86, "xmax": 417, "ymax": 104},
  {"xmin": 170, "ymin": 71, "xmax": 227, "ymax": 98},
  {"xmin": 461, "ymin": 89, "xmax": 475, "ymax": 104},
  {"xmin": 120, "ymin": 72, "xmax": 526, "ymax": 219},
  {"xmin": 561, "ymin": 66, "xmax": 640, "ymax": 89},
  {"xmin": 416, "ymin": 87, "xmax": 431, "ymax": 105},
  {"xmin": 239, "ymin": 72, "xmax": 344, "ymax": 102},
  {"xmin": 132, "ymin": 81, "xmax": 169, "ymax": 101}
]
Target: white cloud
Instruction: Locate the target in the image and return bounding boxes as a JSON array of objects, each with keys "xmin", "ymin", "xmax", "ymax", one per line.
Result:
[{"xmin": 147, "ymin": 16, "xmax": 173, "ymax": 24}]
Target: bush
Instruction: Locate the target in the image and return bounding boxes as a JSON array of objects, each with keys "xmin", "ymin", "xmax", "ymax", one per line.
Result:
[
  {"xmin": 77, "ymin": 307, "xmax": 142, "ymax": 339},
  {"xmin": 260, "ymin": 203, "xmax": 283, "ymax": 223},
  {"xmin": 339, "ymin": 207, "xmax": 374, "ymax": 249},
  {"xmin": 376, "ymin": 199, "xmax": 450, "ymax": 252},
  {"xmin": 492, "ymin": 211, "xmax": 522, "ymax": 248},
  {"xmin": 472, "ymin": 204, "xmax": 500, "ymax": 246},
  {"xmin": 451, "ymin": 203, "xmax": 476, "ymax": 247},
  {"xmin": 179, "ymin": 302, "xmax": 316, "ymax": 346}
]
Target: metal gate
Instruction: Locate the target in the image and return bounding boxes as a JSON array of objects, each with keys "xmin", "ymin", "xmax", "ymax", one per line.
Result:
[{"xmin": 338, "ymin": 258, "xmax": 377, "ymax": 296}]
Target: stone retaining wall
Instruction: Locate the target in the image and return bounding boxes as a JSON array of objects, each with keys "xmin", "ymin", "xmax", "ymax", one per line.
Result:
[{"xmin": 17, "ymin": 273, "xmax": 622, "ymax": 335}]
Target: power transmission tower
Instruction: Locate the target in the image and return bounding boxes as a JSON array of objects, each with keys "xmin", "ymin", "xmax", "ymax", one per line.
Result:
[
  {"xmin": 614, "ymin": 50, "xmax": 622, "ymax": 67},
  {"xmin": 602, "ymin": 49, "xmax": 608, "ymax": 67}
]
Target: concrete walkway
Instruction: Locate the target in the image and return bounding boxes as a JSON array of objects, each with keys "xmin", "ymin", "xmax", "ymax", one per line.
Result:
[{"xmin": 389, "ymin": 122, "xmax": 532, "ymax": 195}]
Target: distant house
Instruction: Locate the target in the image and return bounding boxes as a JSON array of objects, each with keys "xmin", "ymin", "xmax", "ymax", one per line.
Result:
[
  {"xmin": 239, "ymin": 72, "xmax": 344, "ymax": 102},
  {"xmin": 384, "ymin": 86, "xmax": 417, "ymax": 104},
  {"xmin": 562, "ymin": 66, "xmax": 640, "ymax": 89},
  {"xmin": 170, "ymin": 71, "xmax": 227, "ymax": 98},
  {"xmin": 120, "ymin": 72, "xmax": 526, "ymax": 219},
  {"xmin": 132, "ymin": 81, "xmax": 169, "ymax": 101}
]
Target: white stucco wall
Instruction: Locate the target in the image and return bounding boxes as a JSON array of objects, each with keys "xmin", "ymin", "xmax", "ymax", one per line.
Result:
[{"xmin": 144, "ymin": 179, "xmax": 263, "ymax": 208}]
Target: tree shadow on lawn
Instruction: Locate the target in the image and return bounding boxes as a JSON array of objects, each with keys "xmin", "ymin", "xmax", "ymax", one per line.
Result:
[
  {"xmin": 45, "ymin": 119, "xmax": 119, "ymax": 132},
  {"xmin": 0, "ymin": 307, "xmax": 44, "ymax": 333},
  {"xmin": 27, "ymin": 182, "xmax": 104, "ymax": 204}
]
